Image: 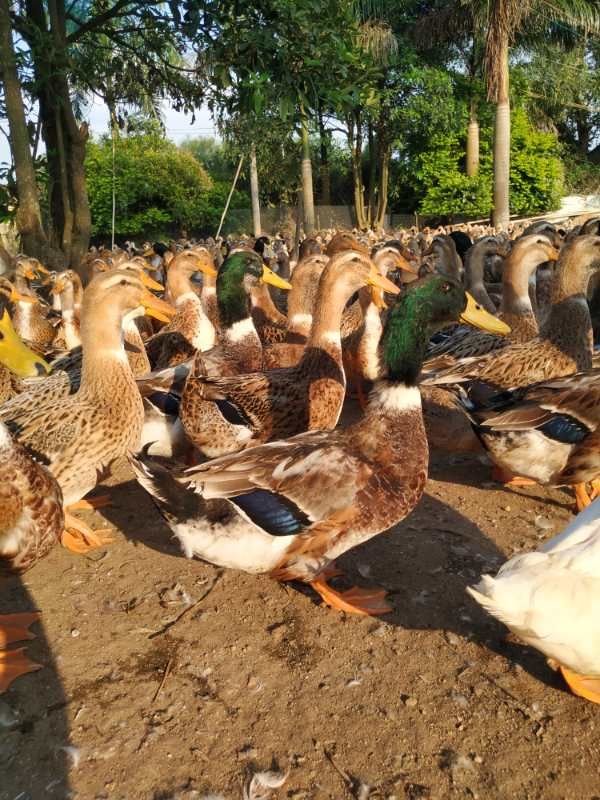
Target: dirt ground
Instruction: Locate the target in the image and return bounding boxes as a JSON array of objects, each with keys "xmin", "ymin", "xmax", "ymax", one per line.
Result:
[{"xmin": 2, "ymin": 426, "xmax": 599, "ymax": 799}]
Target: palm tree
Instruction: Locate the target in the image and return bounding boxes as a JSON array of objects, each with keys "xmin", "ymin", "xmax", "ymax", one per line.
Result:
[
  {"xmin": 485, "ymin": 0, "xmax": 600, "ymax": 227},
  {"xmin": 415, "ymin": 0, "xmax": 599, "ymax": 227}
]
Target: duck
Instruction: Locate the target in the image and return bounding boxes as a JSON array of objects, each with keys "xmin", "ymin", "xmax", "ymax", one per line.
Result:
[
  {"xmin": 422, "ymin": 236, "xmax": 600, "ymax": 395},
  {"xmin": 425, "ymin": 235, "xmax": 559, "ymax": 364},
  {"xmin": 146, "ymin": 249, "xmax": 218, "ymax": 369},
  {"xmin": 261, "ymin": 253, "xmax": 329, "ymax": 369},
  {"xmin": 0, "ymin": 313, "xmax": 58, "ymax": 692},
  {"xmin": 131, "ymin": 273, "xmax": 503, "ymax": 616},
  {"xmin": 180, "ymin": 252, "xmax": 401, "ymax": 457},
  {"xmin": 49, "ymin": 270, "xmax": 83, "ymax": 352},
  {"xmin": 10, "ymin": 258, "xmax": 56, "ymax": 352},
  {"xmin": 462, "ymin": 237, "xmax": 505, "ymax": 314},
  {"xmin": 2, "ymin": 269, "xmax": 174, "ymax": 551},
  {"xmin": 0, "ymin": 280, "xmax": 42, "ymax": 403},
  {"xmin": 462, "ymin": 368, "xmax": 600, "ymax": 509},
  {"xmin": 468, "ymin": 498, "xmax": 600, "ymax": 704},
  {"xmin": 181, "ymin": 249, "xmax": 291, "ymax": 381}
]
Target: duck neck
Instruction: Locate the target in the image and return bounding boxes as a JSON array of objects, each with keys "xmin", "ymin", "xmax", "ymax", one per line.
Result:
[
  {"xmin": 251, "ymin": 282, "xmax": 286, "ymax": 325},
  {"xmin": 308, "ymin": 272, "xmax": 360, "ymax": 358},
  {"xmin": 167, "ymin": 266, "xmax": 194, "ymax": 303},
  {"xmin": 501, "ymin": 249, "xmax": 538, "ymax": 315},
  {"xmin": 216, "ymin": 269, "xmax": 253, "ymax": 331},
  {"xmin": 379, "ymin": 296, "xmax": 433, "ymax": 386},
  {"xmin": 551, "ymin": 251, "xmax": 591, "ymax": 304},
  {"xmin": 80, "ymin": 305, "xmax": 135, "ymax": 395}
]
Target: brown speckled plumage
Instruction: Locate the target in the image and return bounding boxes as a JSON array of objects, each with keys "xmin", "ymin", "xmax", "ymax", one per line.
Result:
[
  {"xmin": 423, "ymin": 236, "xmax": 600, "ymax": 392},
  {"xmin": 0, "ymin": 424, "xmax": 63, "ymax": 574},
  {"xmin": 2, "ymin": 271, "xmax": 146, "ymax": 506}
]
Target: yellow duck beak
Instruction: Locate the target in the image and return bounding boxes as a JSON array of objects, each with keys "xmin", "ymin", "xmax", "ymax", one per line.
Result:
[
  {"xmin": 35, "ymin": 263, "xmax": 51, "ymax": 276},
  {"xmin": 546, "ymin": 246, "xmax": 560, "ymax": 261},
  {"xmin": 0, "ymin": 310, "xmax": 51, "ymax": 377},
  {"xmin": 140, "ymin": 271, "xmax": 165, "ymax": 292},
  {"xmin": 371, "ymin": 286, "xmax": 388, "ymax": 310},
  {"xmin": 9, "ymin": 286, "xmax": 37, "ymax": 304},
  {"xmin": 194, "ymin": 258, "xmax": 218, "ymax": 278},
  {"xmin": 261, "ymin": 265, "xmax": 292, "ymax": 290},
  {"xmin": 141, "ymin": 290, "xmax": 176, "ymax": 324},
  {"xmin": 367, "ymin": 266, "xmax": 401, "ymax": 296},
  {"xmin": 393, "ymin": 253, "xmax": 419, "ymax": 274},
  {"xmin": 460, "ymin": 293, "xmax": 511, "ymax": 335}
]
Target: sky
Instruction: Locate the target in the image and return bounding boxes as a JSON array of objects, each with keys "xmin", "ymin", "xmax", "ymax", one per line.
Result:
[{"xmin": 0, "ymin": 98, "xmax": 219, "ymax": 165}]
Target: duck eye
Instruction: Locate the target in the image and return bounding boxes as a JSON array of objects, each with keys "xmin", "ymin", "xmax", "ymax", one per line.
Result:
[
  {"xmin": 441, "ymin": 283, "xmax": 451, "ymax": 292},
  {"xmin": 120, "ymin": 279, "xmax": 127, "ymax": 286}
]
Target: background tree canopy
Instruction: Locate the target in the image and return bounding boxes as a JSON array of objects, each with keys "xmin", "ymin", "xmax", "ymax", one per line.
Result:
[{"xmin": 0, "ymin": 0, "xmax": 599, "ymax": 262}]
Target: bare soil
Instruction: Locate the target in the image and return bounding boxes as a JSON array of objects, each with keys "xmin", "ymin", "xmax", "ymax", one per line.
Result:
[{"xmin": 2, "ymin": 432, "xmax": 599, "ymax": 799}]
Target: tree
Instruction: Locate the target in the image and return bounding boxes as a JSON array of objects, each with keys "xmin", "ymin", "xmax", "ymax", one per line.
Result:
[
  {"xmin": 2, "ymin": 1, "xmax": 202, "ymax": 269},
  {"xmin": 86, "ymin": 132, "xmax": 219, "ymax": 239}
]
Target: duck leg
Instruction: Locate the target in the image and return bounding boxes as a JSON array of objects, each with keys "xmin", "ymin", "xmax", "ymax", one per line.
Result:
[
  {"xmin": 491, "ymin": 466, "xmax": 536, "ymax": 487},
  {"xmin": 573, "ymin": 483, "xmax": 593, "ymax": 513},
  {"xmin": 589, "ymin": 478, "xmax": 600, "ymax": 502},
  {"xmin": 61, "ymin": 511, "xmax": 113, "ymax": 554},
  {"xmin": 0, "ymin": 613, "xmax": 42, "ymax": 693},
  {"xmin": 560, "ymin": 665, "xmax": 600, "ymax": 704},
  {"xmin": 309, "ymin": 574, "xmax": 392, "ymax": 616}
]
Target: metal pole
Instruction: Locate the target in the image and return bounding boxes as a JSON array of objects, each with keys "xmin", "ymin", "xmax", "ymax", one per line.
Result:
[{"xmin": 216, "ymin": 154, "xmax": 244, "ymax": 240}]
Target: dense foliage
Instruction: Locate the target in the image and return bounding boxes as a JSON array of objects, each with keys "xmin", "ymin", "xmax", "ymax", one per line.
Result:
[{"xmin": 86, "ymin": 134, "xmax": 244, "ymax": 239}]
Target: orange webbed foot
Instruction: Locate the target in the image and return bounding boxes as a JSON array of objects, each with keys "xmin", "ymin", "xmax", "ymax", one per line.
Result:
[
  {"xmin": 0, "ymin": 613, "xmax": 42, "ymax": 693},
  {"xmin": 61, "ymin": 512, "xmax": 113, "ymax": 554},
  {"xmin": 309, "ymin": 575, "xmax": 392, "ymax": 616},
  {"xmin": 560, "ymin": 665, "xmax": 600, "ymax": 704}
]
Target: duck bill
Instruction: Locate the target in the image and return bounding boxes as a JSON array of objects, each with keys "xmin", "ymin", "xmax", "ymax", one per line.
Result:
[
  {"xmin": 371, "ymin": 286, "xmax": 387, "ymax": 310},
  {"xmin": 141, "ymin": 290, "xmax": 176, "ymax": 323},
  {"xmin": 195, "ymin": 259, "xmax": 218, "ymax": 278},
  {"xmin": 394, "ymin": 253, "xmax": 418, "ymax": 274},
  {"xmin": 261, "ymin": 265, "xmax": 292, "ymax": 290},
  {"xmin": 460, "ymin": 293, "xmax": 511, "ymax": 335},
  {"xmin": 140, "ymin": 271, "xmax": 165, "ymax": 292},
  {"xmin": 546, "ymin": 246, "xmax": 560, "ymax": 261},
  {"xmin": 367, "ymin": 266, "xmax": 401, "ymax": 296},
  {"xmin": 34, "ymin": 263, "xmax": 51, "ymax": 276},
  {"xmin": 9, "ymin": 287, "xmax": 37, "ymax": 304},
  {"xmin": 0, "ymin": 310, "xmax": 51, "ymax": 377}
]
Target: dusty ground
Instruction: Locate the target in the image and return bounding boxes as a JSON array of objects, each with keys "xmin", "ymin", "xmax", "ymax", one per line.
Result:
[{"xmin": 1, "ymin": 431, "xmax": 599, "ymax": 799}]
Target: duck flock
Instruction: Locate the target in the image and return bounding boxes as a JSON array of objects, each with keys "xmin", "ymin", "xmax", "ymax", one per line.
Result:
[{"xmin": 2, "ymin": 215, "xmax": 600, "ymax": 709}]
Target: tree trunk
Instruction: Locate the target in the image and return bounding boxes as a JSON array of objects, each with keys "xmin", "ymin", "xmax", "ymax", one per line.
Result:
[
  {"xmin": 348, "ymin": 111, "xmax": 367, "ymax": 229},
  {"xmin": 0, "ymin": 0, "xmax": 49, "ymax": 259},
  {"xmin": 492, "ymin": 38, "xmax": 510, "ymax": 229},
  {"xmin": 26, "ymin": 0, "xmax": 91, "ymax": 272},
  {"xmin": 366, "ymin": 122, "xmax": 376, "ymax": 226},
  {"xmin": 318, "ymin": 110, "xmax": 331, "ymax": 205},
  {"xmin": 374, "ymin": 143, "xmax": 390, "ymax": 231},
  {"xmin": 300, "ymin": 106, "xmax": 315, "ymax": 235},
  {"xmin": 249, "ymin": 144, "xmax": 262, "ymax": 237},
  {"xmin": 466, "ymin": 99, "xmax": 480, "ymax": 177}
]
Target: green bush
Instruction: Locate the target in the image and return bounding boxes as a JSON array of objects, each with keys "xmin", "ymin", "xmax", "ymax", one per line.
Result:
[
  {"xmin": 509, "ymin": 107, "xmax": 564, "ymax": 215},
  {"xmin": 86, "ymin": 134, "xmax": 217, "ymax": 238},
  {"xmin": 405, "ymin": 106, "xmax": 563, "ymax": 219}
]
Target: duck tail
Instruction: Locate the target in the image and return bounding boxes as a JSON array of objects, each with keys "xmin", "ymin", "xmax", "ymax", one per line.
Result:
[{"xmin": 129, "ymin": 445, "xmax": 205, "ymax": 524}]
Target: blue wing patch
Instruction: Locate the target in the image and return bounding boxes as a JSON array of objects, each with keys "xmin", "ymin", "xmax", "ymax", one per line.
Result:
[
  {"xmin": 231, "ymin": 489, "xmax": 311, "ymax": 536},
  {"xmin": 538, "ymin": 414, "xmax": 589, "ymax": 444}
]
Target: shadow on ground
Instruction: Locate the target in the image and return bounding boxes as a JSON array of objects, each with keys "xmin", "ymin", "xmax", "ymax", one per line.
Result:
[{"xmin": 1, "ymin": 578, "xmax": 71, "ymax": 800}]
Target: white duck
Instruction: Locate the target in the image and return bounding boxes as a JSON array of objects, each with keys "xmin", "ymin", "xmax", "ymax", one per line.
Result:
[{"xmin": 468, "ymin": 498, "xmax": 600, "ymax": 703}]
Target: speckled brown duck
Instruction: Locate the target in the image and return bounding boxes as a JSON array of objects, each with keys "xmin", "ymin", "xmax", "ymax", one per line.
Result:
[
  {"xmin": 2, "ymin": 270, "xmax": 174, "ymax": 551},
  {"xmin": 145, "ymin": 249, "xmax": 218, "ymax": 369},
  {"xmin": 422, "ymin": 236, "xmax": 600, "ymax": 393},
  {"xmin": 425, "ymin": 234, "xmax": 559, "ymax": 366}
]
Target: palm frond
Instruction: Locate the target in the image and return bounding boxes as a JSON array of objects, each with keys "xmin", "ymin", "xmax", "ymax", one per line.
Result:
[{"xmin": 358, "ymin": 20, "xmax": 398, "ymax": 64}]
